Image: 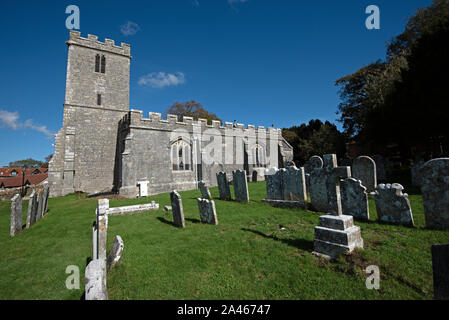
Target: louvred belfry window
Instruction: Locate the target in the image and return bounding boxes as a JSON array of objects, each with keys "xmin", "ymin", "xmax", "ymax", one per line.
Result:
[
  {"xmin": 101, "ymin": 55, "xmax": 106, "ymax": 73},
  {"xmin": 95, "ymin": 54, "xmax": 100, "ymax": 72}
]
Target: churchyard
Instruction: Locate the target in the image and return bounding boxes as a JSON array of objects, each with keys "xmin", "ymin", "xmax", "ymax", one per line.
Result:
[{"xmin": 1, "ymin": 160, "xmax": 448, "ymax": 300}]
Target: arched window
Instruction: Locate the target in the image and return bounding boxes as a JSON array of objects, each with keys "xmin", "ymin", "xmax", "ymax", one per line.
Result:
[
  {"xmin": 171, "ymin": 139, "xmax": 192, "ymax": 171},
  {"xmin": 95, "ymin": 54, "xmax": 100, "ymax": 72},
  {"xmin": 95, "ymin": 54, "xmax": 106, "ymax": 73},
  {"xmin": 253, "ymin": 145, "xmax": 266, "ymax": 168},
  {"xmin": 101, "ymin": 55, "xmax": 106, "ymax": 73}
]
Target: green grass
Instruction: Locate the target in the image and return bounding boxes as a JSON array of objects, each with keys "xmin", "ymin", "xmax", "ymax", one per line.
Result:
[{"xmin": 0, "ymin": 182, "xmax": 447, "ymax": 300}]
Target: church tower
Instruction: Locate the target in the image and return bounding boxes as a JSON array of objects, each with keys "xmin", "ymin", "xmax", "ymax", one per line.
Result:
[{"xmin": 48, "ymin": 31, "xmax": 131, "ymax": 196}]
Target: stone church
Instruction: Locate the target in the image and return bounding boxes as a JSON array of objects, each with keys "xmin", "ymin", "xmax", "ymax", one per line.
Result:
[{"xmin": 48, "ymin": 31, "xmax": 293, "ymax": 198}]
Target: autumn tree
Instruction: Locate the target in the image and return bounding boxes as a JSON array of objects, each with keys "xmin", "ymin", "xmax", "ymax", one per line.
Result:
[{"xmin": 166, "ymin": 100, "xmax": 221, "ymax": 125}]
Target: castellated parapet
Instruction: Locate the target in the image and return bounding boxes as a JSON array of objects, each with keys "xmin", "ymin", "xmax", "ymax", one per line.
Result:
[
  {"xmin": 116, "ymin": 110, "xmax": 292, "ymax": 198},
  {"xmin": 66, "ymin": 31, "xmax": 131, "ymax": 58}
]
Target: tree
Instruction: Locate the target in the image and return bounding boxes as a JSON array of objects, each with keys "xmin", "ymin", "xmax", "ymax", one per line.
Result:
[
  {"xmin": 166, "ymin": 100, "xmax": 221, "ymax": 125},
  {"xmin": 9, "ymin": 158, "xmax": 44, "ymax": 168},
  {"xmin": 283, "ymin": 120, "xmax": 346, "ymax": 165},
  {"xmin": 335, "ymin": 0, "xmax": 449, "ymax": 157}
]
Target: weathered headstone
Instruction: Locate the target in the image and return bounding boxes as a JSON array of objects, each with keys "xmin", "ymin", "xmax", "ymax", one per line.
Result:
[
  {"xmin": 283, "ymin": 166, "xmax": 307, "ymax": 202},
  {"xmin": 265, "ymin": 167, "xmax": 283, "ymax": 200},
  {"xmin": 137, "ymin": 180, "xmax": 149, "ymax": 197},
  {"xmin": 431, "ymin": 244, "xmax": 449, "ymax": 300},
  {"xmin": 374, "ymin": 184, "xmax": 414, "ymax": 227},
  {"xmin": 198, "ymin": 180, "xmax": 211, "ymax": 199},
  {"xmin": 352, "ymin": 156, "xmax": 377, "ymax": 192},
  {"xmin": 96, "ymin": 199, "xmax": 109, "ymax": 260},
  {"xmin": 309, "ymin": 155, "xmax": 351, "ymax": 214},
  {"xmin": 216, "ymin": 172, "xmax": 231, "ymax": 200},
  {"xmin": 10, "ymin": 194, "xmax": 22, "ymax": 237},
  {"xmin": 170, "ymin": 190, "xmax": 185, "ymax": 228},
  {"xmin": 341, "ymin": 178, "xmax": 369, "ymax": 221},
  {"xmin": 304, "ymin": 155, "xmax": 324, "ymax": 174},
  {"xmin": 420, "ymin": 158, "xmax": 449, "ymax": 229},
  {"xmin": 313, "ymin": 155, "xmax": 363, "ymax": 260},
  {"xmin": 233, "ymin": 170, "xmax": 249, "ymax": 202},
  {"xmin": 373, "ymin": 154, "xmax": 387, "ymax": 181},
  {"xmin": 42, "ymin": 183, "xmax": 50, "ymax": 214},
  {"xmin": 197, "ymin": 198, "xmax": 218, "ymax": 225},
  {"xmin": 304, "ymin": 155, "xmax": 323, "ymax": 191},
  {"xmin": 85, "ymin": 259, "xmax": 108, "ymax": 300},
  {"xmin": 411, "ymin": 160, "xmax": 425, "ymax": 187},
  {"xmin": 26, "ymin": 191, "xmax": 37, "ymax": 228},
  {"xmin": 36, "ymin": 189, "xmax": 44, "ymax": 221},
  {"xmin": 107, "ymin": 235, "xmax": 124, "ymax": 272}
]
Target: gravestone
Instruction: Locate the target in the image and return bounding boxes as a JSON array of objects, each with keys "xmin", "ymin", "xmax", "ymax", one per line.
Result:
[
  {"xmin": 26, "ymin": 191, "xmax": 37, "ymax": 228},
  {"xmin": 265, "ymin": 167, "xmax": 283, "ymax": 200},
  {"xmin": 420, "ymin": 158, "xmax": 449, "ymax": 229},
  {"xmin": 352, "ymin": 156, "xmax": 377, "ymax": 192},
  {"xmin": 374, "ymin": 184, "xmax": 414, "ymax": 227},
  {"xmin": 36, "ymin": 190, "xmax": 44, "ymax": 221},
  {"xmin": 96, "ymin": 199, "xmax": 109, "ymax": 260},
  {"xmin": 373, "ymin": 155, "xmax": 387, "ymax": 181},
  {"xmin": 252, "ymin": 170, "xmax": 258, "ymax": 182},
  {"xmin": 85, "ymin": 259, "xmax": 108, "ymax": 300},
  {"xmin": 170, "ymin": 190, "xmax": 185, "ymax": 228},
  {"xmin": 197, "ymin": 198, "xmax": 218, "ymax": 225},
  {"xmin": 216, "ymin": 172, "xmax": 231, "ymax": 200},
  {"xmin": 304, "ymin": 155, "xmax": 323, "ymax": 191},
  {"xmin": 198, "ymin": 180, "xmax": 211, "ymax": 199},
  {"xmin": 10, "ymin": 194, "xmax": 22, "ymax": 237},
  {"xmin": 309, "ymin": 155, "xmax": 351, "ymax": 213},
  {"xmin": 107, "ymin": 235, "xmax": 124, "ymax": 272},
  {"xmin": 431, "ymin": 244, "xmax": 449, "ymax": 300},
  {"xmin": 341, "ymin": 178, "xmax": 369, "ymax": 221},
  {"xmin": 411, "ymin": 160, "xmax": 425, "ymax": 187},
  {"xmin": 42, "ymin": 183, "xmax": 50, "ymax": 215},
  {"xmin": 304, "ymin": 155, "xmax": 324, "ymax": 174},
  {"xmin": 233, "ymin": 170, "xmax": 249, "ymax": 202},
  {"xmin": 283, "ymin": 166, "xmax": 307, "ymax": 202},
  {"xmin": 312, "ymin": 154, "xmax": 363, "ymax": 260},
  {"xmin": 137, "ymin": 180, "xmax": 149, "ymax": 197}
]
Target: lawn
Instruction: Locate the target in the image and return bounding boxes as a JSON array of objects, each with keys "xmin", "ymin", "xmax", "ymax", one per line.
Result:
[{"xmin": 0, "ymin": 181, "xmax": 447, "ymax": 300}]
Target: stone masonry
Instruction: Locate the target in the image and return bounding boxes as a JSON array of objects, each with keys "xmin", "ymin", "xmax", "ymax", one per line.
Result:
[{"xmin": 49, "ymin": 31, "xmax": 293, "ymax": 198}]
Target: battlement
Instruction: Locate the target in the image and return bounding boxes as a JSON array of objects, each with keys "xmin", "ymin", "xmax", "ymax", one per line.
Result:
[
  {"xmin": 124, "ymin": 110, "xmax": 282, "ymax": 136},
  {"xmin": 66, "ymin": 31, "xmax": 131, "ymax": 58}
]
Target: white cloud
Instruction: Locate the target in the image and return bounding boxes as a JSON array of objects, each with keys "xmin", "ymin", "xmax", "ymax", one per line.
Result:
[
  {"xmin": 0, "ymin": 110, "xmax": 20, "ymax": 129},
  {"xmin": 120, "ymin": 21, "xmax": 141, "ymax": 36},
  {"xmin": 138, "ymin": 72, "xmax": 186, "ymax": 89},
  {"xmin": 0, "ymin": 109, "xmax": 54, "ymax": 139}
]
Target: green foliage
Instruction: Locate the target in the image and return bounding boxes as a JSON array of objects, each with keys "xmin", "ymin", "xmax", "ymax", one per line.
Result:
[
  {"xmin": 8, "ymin": 158, "xmax": 44, "ymax": 168},
  {"xmin": 283, "ymin": 120, "xmax": 346, "ymax": 165},
  {"xmin": 335, "ymin": 0, "xmax": 449, "ymax": 156},
  {"xmin": 0, "ymin": 182, "xmax": 447, "ymax": 299},
  {"xmin": 166, "ymin": 100, "xmax": 222, "ymax": 125}
]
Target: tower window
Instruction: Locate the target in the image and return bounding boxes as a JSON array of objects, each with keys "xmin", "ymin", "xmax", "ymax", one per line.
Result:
[
  {"xmin": 95, "ymin": 54, "xmax": 106, "ymax": 74},
  {"xmin": 101, "ymin": 55, "xmax": 106, "ymax": 73},
  {"xmin": 95, "ymin": 54, "xmax": 100, "ymax": 72},
  {"xmin": 97, "ymin": 94, "xmax": 102, "ymax": 106}
]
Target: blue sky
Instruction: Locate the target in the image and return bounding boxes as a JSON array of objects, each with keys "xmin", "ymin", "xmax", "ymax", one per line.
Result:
[{"xmin": 0, "ymin": 0, "xmax": 432, "ymax": 166}]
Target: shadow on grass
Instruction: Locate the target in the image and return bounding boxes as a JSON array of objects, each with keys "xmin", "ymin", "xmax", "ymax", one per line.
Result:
[
  {"xmin": 241, "ymin": 228, "xmax": 313, "ymax": 252},
  {"xmin": 185, "ymin": 218, "xmax": 201, "ymax": 224},
  {"xmin": 157, "ymin": 217, "xmax": 176, "ymax": 227}
]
